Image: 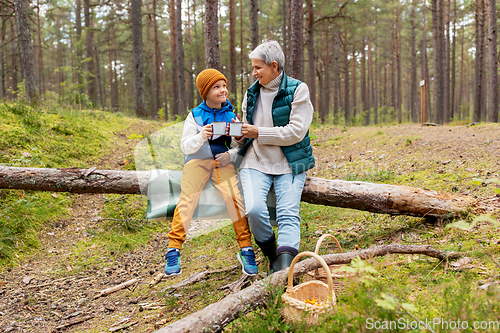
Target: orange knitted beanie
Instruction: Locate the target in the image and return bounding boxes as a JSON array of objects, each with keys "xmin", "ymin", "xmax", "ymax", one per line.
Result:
[{"xmin": 196, "ymin": 69, "xmax": 227, "ymax": 100}]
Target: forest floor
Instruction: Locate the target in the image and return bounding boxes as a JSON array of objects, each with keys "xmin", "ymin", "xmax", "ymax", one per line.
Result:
[{"xmin": 0, "ymin": 121, "xmax": 499, "ymax": 332}]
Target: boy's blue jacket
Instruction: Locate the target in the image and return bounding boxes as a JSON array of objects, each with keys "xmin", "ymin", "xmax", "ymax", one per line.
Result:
[{"xmin": 184, "ymin": 100, "xmax": 235, "ymax": 163}]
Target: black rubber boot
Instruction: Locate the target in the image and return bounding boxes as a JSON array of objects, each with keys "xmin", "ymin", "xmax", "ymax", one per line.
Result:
[
  {"xmin": 275, "ymin": 251, "xmax": 296, "ymax": 272},
  {"xmin": 256, "ymin": 235, "xmax": 278, "ymax": 274}
]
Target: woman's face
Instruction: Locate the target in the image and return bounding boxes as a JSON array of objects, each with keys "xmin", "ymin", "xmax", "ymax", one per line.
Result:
[{"xmin": 251, "ymin": 58, "xmax": 280, "ymax": 86}]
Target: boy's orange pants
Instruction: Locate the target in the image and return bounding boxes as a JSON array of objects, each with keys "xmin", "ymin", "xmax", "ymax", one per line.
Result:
[{"xmin": 167, "ymin": 159, "xmax": 252, "ymax": 249}]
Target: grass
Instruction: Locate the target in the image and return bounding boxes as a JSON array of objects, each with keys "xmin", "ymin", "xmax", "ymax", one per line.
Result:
[{"xmin": 0, "ymin": 101, "xmax": 152, "ymax": 265}]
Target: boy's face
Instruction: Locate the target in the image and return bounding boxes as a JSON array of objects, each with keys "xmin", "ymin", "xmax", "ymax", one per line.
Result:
[
  {"xmin": 205, "ymin": 79, "xmax": 228, "ymax": 107},
  {"xmin": 251, "ymin": 58, "xmax": 279, "ymax": 86}
]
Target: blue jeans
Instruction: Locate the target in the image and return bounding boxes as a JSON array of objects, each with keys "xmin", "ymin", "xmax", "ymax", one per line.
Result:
[{"xmin": 239, "ymin": 168, "xmax": 306, "ymax": 250}]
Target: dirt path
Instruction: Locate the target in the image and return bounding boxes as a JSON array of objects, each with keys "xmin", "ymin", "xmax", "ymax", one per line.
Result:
[
  {"xmin": 0, "ymin": 120, "xmax": 169, "ymax": 332},
  {"xmin": 0, "ymin": 122, "xmax": 499, "ymax": 332}
]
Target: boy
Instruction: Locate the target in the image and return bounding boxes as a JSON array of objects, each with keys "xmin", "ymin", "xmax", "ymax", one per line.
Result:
[{"xmin": 165, "ymin": 68, "xmax": 258, "ymax": 277}]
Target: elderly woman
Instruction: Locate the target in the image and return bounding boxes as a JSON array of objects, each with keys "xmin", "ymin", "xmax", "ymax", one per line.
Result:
[{"xmin": 237, "ymin": 40, "xmax": 315, "ymax": 273}]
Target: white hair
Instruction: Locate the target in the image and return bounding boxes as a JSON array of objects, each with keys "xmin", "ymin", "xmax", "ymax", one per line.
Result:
[{"xmin": 249, "ymin": 40, "xmax": 285, "ymax": 72}]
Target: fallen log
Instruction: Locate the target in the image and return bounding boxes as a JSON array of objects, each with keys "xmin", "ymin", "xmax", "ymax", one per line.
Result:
[
  {"xmin": 0, "ymin": 166, "xmax": 496, "ymax": 218},
  {"xmin": 153, "ymin": 244, "xmax": 463, "ymax": 333},
  {"xmin": 300, "ymin": 177, "xmax": 492, "ymax": 217},
  {"xmin": 0, "ymin": 166, "xmax": 147, "ymax": 194}
]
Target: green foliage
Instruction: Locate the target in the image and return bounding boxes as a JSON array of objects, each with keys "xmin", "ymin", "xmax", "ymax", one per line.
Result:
[
  {"xmin": 157, "ymin": 108, "xmax": 165, "ymax": 121},
  {"xmin": 0, "ymin": 190, "xmax": 68, "ymax": 263}
]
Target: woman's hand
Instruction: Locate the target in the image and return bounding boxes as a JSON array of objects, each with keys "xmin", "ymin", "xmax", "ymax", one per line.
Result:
[
  {"xmin": 242, "ymin": 124, "xmax": 258, "ymax": 138},
  {"xmin": 200, "ymin": 124, "xmax": 213, "ymax": 140},
  {"xmin": 215, "ymin": 152, "xmax": 231, "ymax": 166}
]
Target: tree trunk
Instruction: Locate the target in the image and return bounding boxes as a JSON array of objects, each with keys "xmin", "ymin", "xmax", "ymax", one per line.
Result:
[
  {"xmin": 290, "ymin": 0, "xmax": 303, "ymax": 80},
  {"xmin": 108, "ymin": 13, "xmax": 118, "ymax": 112},
  {"xmin": 154, "ymin": 245, "xmax": 464, "ymax": 332},
  {"xmin": 0, "ymin": 5, "xmax": 6, "ymax": 99},
  {"xmin": 130, "ymin": 0, "xmax": 146, "ymax": 117},
  {"xmin": 333, "ymin": 27, "xmax": 340, "ymax": 123},
  {"xmin": 94, "ymin": 45, "xmax": 103, "ymax": 109},
  {"xmin": 306, "ymin": 0, "xmax": 315, "ymax": 111},
  {"xmin": 323, "ymin": 25, "xmax": 331, "ymax": 124},
  {"xmin": 249, "ymin": 0, "xmax": 259, "ymax": 51},
  {"xmin": 410, "ymin": 1, "xmax": 417, "ymax": 123},
  {"xmin": 169, "ymin": 0, "xmax": 179, "ymax": 116},
  {"xmin": 185, "ymin": 1, "xmax": 194, "ymax": 111},
  {"xmin": 36, "ymin": 0, "xmax": 44, "ymax": 95},
  {"xmin": 84, "ymin": 0, "xmax": 96, "ymax": 106},
  {"xmin": 422, "ymin": 4, "xmax": 432, "ymax": 121},
  {"xmin": 374, "ymin": 12, "xmax": 378, "ymax": 124},
  {"xmin": 153, "ymin": 0, "xmax": 162, "ymax": 117},
  {"xmin": 451, "ymin": 0, "xmax": 456, "ymax": 120},
  {"xmin": 391, "ymin": 29, "xmax": 396, "ymax": 114},
  {"xmin": 229, "ymin": 0, "xmax": 237, "ymax": 102},
  {"xmin": 56, "ymin": 18, "xmax": 64, "ymax": 98},
  {"xmin": 432, "ymin": 0, "xmax": 445, "ymax": 124},
  {"xmin": 75, "ymin": 0, "xmax": 83, "ymax": 94},
  {"xmin": 459, "ymin": 26, "xmax": 464, "ymax": 120},
  {"xmin": 473, "ymin": 0, "xmax": 485, "ymax": 122},
  {"xmin": 0, "ymin": 167, "xmax": 494, "ymax": 218},
  {"xmin": 367, "ymin": 36, "xmax": 372, "ymax": 120},
  {"xmin": 239, "ymin": 0, "xmax": 244, "ymax": 105},
  {"xmin": 396, "ymin": 3, "xmax": 402, "ymax": 123},
  {"xmin": 317, "ymin": 64, "xmax": 324, "ymax": 122},
  {"xmin": 205, "ymin": 0, "xmax": 220, "ymax": 69},
  {"xmin": 343, "ymin": 29, "xmax": 350, "ymax": 125},
  {"xmin": 360, "ymin": 38, "xmax": 366, "ymax": 124},
  {"xmin": 218, "ymin": 0, "xmax": 223, "ymax": 49},
  {"xmin": 194, "ymin": 0, "xmax": 202, "ymax": 106},
  {"xmin": 10, "ymin": 14, "xmax": 17, "ymax": 99},
  {"xmin": 176, "ymin": 0, "xmax": 186, "ymax": 116},
  {"xmin": 146, "ymin": 5, "xmax": 157, "ymax": 116},
  {"xmin": 443, "ymin": 0, "xmax": 450, "ymax": 123},
  {"xmin": 487, "ymin": 0, "xmax": 499, "ymax": 122},
  {"xmin": 14, "ymin": 0, "xmax": 39, "ymax": 104},
  {"xmin": 112, "ymin": 16, "xmax": 119, "ymax": 112},
  {"xmin": 282, "ymin": 0, "xmax": 289, "ymax": 74},
  {"xmin": 351, "ymin": 45, "xmax": 357, "ymax": 118}
]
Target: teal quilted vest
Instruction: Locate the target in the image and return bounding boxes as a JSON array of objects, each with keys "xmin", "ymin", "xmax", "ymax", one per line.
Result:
[{"xmin": 239, "ymin": 72, "xmax": 315, "ymax": 175}]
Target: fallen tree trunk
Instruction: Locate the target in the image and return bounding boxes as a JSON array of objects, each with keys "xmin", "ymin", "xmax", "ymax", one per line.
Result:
[
  {"xmin": 300, "ymin": 177, "xmax": 492, "ymax": 217},
  {"xmin": 154, "ymin": 245, "xmax": 462, "ymax": 333},
  {"xmin": 0, "ymin": 166, "xmax": 147, "ymax": 194},
  {"xmin": 0, "ymin": 166, "xmax": 495, "ymax": 218}
]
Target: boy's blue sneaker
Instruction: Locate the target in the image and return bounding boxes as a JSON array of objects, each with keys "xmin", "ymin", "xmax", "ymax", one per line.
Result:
[
  {"xmin": 237, "ymin": 248, "xmax": 258, "ymax": 276},
  {"xmin": 165, "ymin": 250, "xmax": 181, "ymax": 276}
]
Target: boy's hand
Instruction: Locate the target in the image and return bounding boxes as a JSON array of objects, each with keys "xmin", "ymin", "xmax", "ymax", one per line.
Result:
[
  {"xmin": 215, "ymin": 152, "xmax": 231, "ymax": 166},
  {"xmin": 200, "ymin": 124, "xmax": 213, "ymax": 140},
  {"xmin": 242, "ymin": 124, "xmax": 258, "ymax": 138}
]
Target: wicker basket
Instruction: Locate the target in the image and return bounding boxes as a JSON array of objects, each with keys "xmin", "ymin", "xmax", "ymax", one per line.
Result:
[
  {"xmin": 305, "ymin": 234, "xmax": 352, "ymax": 295},
  {"xmin": 281, "ymin": 251, "xmax": 337, "ymax": 327}
]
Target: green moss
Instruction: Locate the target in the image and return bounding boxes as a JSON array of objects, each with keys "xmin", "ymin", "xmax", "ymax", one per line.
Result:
[{"xmin": 0, "ymin": 102, "xmax": 156, "ymax": 266}]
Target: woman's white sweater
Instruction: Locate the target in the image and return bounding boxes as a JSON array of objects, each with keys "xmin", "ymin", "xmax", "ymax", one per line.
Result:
[{"xmin": 239, "ymin": 72, "xmax": 314, "ymax": 175}]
